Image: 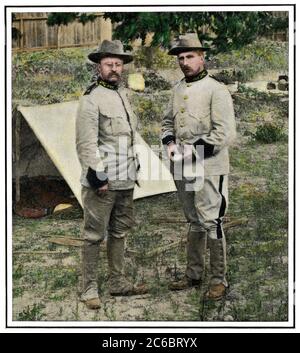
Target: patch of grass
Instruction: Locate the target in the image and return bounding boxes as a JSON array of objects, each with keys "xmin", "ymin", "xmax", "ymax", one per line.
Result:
[
  {"xmin": 13, "ymin": 286, "xmax": 25, "ymax": 298},
  {"xmin": 253, "ymin": 123, "xmax": 287, "ymax": 143},
  {"xmin": 13, "ymin": 264, "xmax": 23, "ymax": 281},
  {"xmin": 103, "ymin": 302, "xmax": 117, "ymax": 320},
  {"xmin": 19, "ymin": 266, "xmax": 78, "ymax": 294},
  {"xmin": 48, "ymin": 293, "xmax": 67, "ymax": 301},
  {"xmin": 51, "ymin": 268, "xmax": 78, "ymax": 290},
  {"xmin": 17, "ymin": 303, "xmax": 46, "ymax": 321}
]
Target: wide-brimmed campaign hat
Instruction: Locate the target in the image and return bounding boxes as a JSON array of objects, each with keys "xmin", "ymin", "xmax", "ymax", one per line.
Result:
[
  {"xmin": 88, "ymin": 39, "xmax": 133, "ymax": 64},
  {"xmin": 168, "ymin": 33, "xmax": 209, "ymax": 55}
]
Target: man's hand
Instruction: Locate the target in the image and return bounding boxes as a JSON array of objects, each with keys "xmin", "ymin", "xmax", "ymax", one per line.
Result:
[
  {"xmin": 96, "ymin": 183, "xmax": 109, "ymax": 195},
  {"xmin": 183, "ymin": 144, "xmax": 194, "ymax": 161},
  {"xmin": 167, "ymin": 142, "xmax": 181, "ymax": 161}
]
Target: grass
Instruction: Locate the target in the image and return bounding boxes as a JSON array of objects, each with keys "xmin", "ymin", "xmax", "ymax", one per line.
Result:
[
  {"xmin": 17, "ymin": 303, "xmax": 46, "ymax": 321},
  {"xmin": 213, "ymin": 40, "xmax": 288, "ymax": 82},
  {"xmin": 11, "ymin": 42, "xmax": 289, "ymax": 322}
]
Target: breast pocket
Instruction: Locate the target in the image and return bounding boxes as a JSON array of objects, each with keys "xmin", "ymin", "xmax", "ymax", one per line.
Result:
[
  {"xmin": 110, "ymin": 116, "xmax": 131, "ymax": 136},
  {"xmin": 99, "ymin": 114, "xmax": 129, "ymax": 137}
]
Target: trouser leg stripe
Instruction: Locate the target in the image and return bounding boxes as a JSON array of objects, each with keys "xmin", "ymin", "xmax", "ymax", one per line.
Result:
[{"xmin": 216, "ymin": 175, "xmax": 226, "ymax": 239}]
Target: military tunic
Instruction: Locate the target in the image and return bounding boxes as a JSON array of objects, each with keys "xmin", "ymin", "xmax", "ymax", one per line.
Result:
[
  {"xmin": 162, "ymin": 74, "xmax": 236, "ymax": 176},
  {"xmin": 76, "ymin": 82, "xmax": 139, "ymax": 191}
]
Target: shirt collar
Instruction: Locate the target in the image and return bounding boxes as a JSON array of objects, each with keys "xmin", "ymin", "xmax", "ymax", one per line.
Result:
[
  {"xmin": 185, "ymin": 69, "xmax": 208, "ymax": 83},
  {"xmin": 97, "ymin": 78, "xmax": 119, "ymax": 90}
]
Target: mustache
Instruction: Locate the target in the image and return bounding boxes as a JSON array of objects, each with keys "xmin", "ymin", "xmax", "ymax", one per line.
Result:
[{"xmin": 108, "ymin": 73, "xmax": 121, "ymax": 78}]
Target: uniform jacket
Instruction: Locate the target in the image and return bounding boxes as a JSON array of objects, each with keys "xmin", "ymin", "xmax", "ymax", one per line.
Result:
[
  {"xmin": 76, "ymin": 83, "xmax": 139, "ymax": 190},
  {"xmin": 162, "ymin": 74, "xmax": 236, "ymax": 175}
]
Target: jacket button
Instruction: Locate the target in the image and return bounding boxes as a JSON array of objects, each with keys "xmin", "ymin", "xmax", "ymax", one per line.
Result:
[
  {"xmin": 187, "ymin": 84, "xmax": 192, "ymax": 87},
  {"xmin": 183, "ymin": 95, "xmax": 188, "ymax": 100},
  {"xmin": 180, "ymin": 108, "xmax": 185, "ymax": 113}
]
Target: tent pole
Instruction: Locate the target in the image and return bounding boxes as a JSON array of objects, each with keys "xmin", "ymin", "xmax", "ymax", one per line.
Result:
[{"xmin": 15, "ymin": 114, "xmax": 21, "ymax": 204}]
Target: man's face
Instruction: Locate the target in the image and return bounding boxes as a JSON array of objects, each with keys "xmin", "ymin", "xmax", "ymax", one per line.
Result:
[
  {"xmin": 177, "ymin": 51, "xmax": 205, "ymax": 78},
  {"xmin": 98, "ymin": 56, "xmax": 124, "ymax": 84}
]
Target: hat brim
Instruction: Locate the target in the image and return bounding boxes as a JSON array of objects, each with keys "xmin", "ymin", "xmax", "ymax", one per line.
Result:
[
  {"xmin": 168, "ymin": 46, "xmax": 209, "ymax": 55},
  {"xmin": 88, "ymin": 52, "xmax": 133, "ymax": 64}
]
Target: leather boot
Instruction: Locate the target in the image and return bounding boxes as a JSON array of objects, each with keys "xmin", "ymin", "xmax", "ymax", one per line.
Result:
[
  {"xmin": 169, "ymin": 230, "xmax": 207, "ymax": 291},
  {"xmin": 107, "ymin": 235, "xmax": 147, "ymax": 296},
  {"xmin": 80, "ymin": 240, "xmax": 101, "ymax": 309},
  {"xmin": 206, "ymin": 236, "xmax": 227, "ymax": 300}
]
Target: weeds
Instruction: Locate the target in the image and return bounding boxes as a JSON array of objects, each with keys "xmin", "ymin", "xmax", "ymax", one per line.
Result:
[
  {"xmin": 17, "ymin": 303, "xmax": 46, "ymax": 321},
  {"xmin": 213, "ymin": 40, "xmax": 288, "ymax": 82},
  {"xmin": 50, "ymin": 269, "xmax": 78, "ymax": 290},
  {"xmin": 253, "ymin": 123, "xmax": 287, "ymax": 143}
]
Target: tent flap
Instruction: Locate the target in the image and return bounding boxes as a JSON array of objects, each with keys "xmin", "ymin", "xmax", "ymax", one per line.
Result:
[{"xmin": 17, "ymin": 101, "xmax": 176, "ymax": 207}]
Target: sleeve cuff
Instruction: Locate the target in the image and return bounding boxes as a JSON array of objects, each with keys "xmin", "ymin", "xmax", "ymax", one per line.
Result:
[
  {"xmin": 86, "ymin": 167, "xmax": 109, "ymax": 189},
  {"xmin": 193, "ymin": 138, "xmax": 215, "ymax": 158},
  {"xmin": 162, "ymin": 135, "xmax": 176, "ymax": 145}
]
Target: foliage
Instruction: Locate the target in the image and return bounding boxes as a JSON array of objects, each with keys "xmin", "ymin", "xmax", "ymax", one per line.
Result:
[
  {"xmin": 213, "ymin": 40, "xmax": 288, "ymax": 81},
  {"xmin": 134, "ymin": 47, "xmax": 177, "ymax": 70},
  {"xmin": 50, "ymin": 269, "xmax": 78, "ymax": 290},
  {"xmin": 253, "ymin": 123, "xmax": 287, "ymax": 144},
  {"xmin": 17, "ymin": 303, "xmax": 46, "ymax": 321},
  {"xmin": 12, "ymin": 48, "xmax": 92, "ymax": 104},
  {"xmin": 131, "ymin": 92, "xmax": 170, "ymax": 123},
  {"xmin": 47, "ymin": 12, "xmax": 97, "ymax": 26},
  {"xmin": 143, "ymin": 71, "xmax": 172, "ymax": 91},
  {"xmin": 103, "ymin": 12, "xmax": 288, "ymax": 54}
]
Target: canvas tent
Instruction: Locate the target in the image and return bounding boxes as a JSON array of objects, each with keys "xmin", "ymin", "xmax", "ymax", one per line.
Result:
[{"xmin": 14, "ymin": 101, "xmax": 176, "ymax": 207}]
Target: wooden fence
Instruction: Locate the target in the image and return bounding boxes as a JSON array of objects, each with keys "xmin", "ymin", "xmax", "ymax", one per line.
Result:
[{"xmin": 12, "ymin": 12, "xmax": 112, "ymax": 52}]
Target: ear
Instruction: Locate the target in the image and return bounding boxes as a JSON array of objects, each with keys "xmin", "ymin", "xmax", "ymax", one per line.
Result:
[{"xmin": 199, "ymin": 53, "xmax": 205, "ymax": 65}]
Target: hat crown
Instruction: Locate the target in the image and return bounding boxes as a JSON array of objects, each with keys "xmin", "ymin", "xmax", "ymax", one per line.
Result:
[
  {"xmin": 88, "ymin": 39, "xmax": 133, "ymax": 64},
  {"xmin": 168, "ymin": 32, "xmax": 209, "ymax": 55},
  {"xmin": 99, "ymin": 39, "xmax": 125, "ymax": 55},
  {"xmin": 177, "ymin": 33, "xmax": 203, "ymax": 47}
]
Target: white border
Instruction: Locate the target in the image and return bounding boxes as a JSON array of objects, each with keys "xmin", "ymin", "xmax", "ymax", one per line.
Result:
[{"xmin": 2, "ymin": 1, "xmax": 297, "ymax": 332}]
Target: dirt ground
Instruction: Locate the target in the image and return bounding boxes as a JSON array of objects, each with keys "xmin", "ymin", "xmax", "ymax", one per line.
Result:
[{"xmin": 12, "ymin": 144, "xmax": 288, "ymax": 323}]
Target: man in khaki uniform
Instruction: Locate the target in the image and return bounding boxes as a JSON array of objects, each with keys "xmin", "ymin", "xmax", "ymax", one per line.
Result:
[
  {"xmin": 76, "ymin": 40, "xmax": 146, "ymax": 310},
  {"xmin": 162, "ymin": 33, "xmax": 236, "ymax": 300}
]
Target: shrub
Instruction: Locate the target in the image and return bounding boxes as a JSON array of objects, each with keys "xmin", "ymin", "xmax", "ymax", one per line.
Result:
[
  {"xmin": 131, "ymin": 92, "xmax": 171, "ymax": 123},
  {"xmin": 254, "ymin": 123, "xmax": 287, "ymax": 143},
  {"xmin": 134, "ymin": 46, "xmax": 177, "ymax": 70},
  {"xmin": 143, "ymin": 70, "xmax": 171, "ymax": 91},
  {"xmin": 212, "ymin": 40, "xmax": 288, "ymax": 82}
]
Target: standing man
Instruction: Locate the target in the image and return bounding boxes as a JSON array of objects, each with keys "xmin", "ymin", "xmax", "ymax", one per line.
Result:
[
  {"xmin": 76, "ymin": 40, "xmax": 146, "ymax": 310},
  {"xmin": 162, "ymin": 33, "xmax": 236, "ymax": 300}
]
